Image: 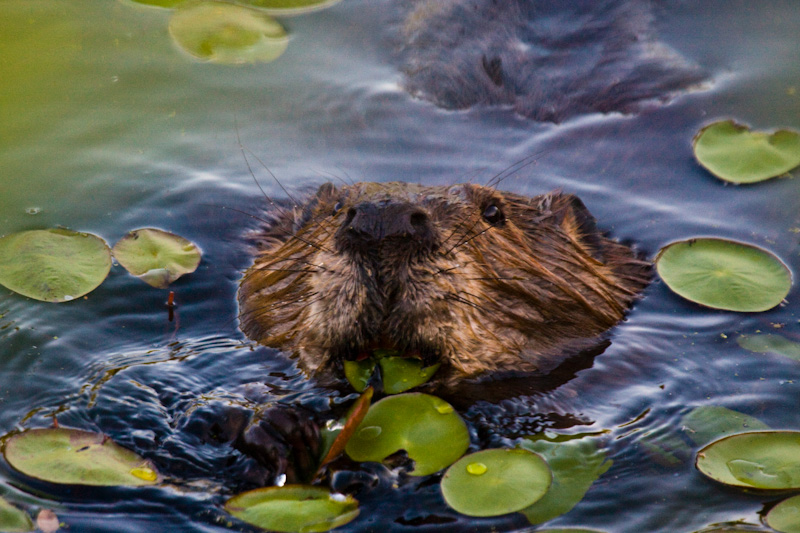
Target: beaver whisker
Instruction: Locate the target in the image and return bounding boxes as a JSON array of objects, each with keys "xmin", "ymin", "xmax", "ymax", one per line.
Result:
[
  {"xmin": 445, "ymin": 224, "xmax": 495, "ymax": 255},
  {"xmin": 237, "ymin": 292, "xmax": 322, "ymax": 322},
  {"xmin": 484, "ymin": 152, "xmax": 546, "ymax": 190}
]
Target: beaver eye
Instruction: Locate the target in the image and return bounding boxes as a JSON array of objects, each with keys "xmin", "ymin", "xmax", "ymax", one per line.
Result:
[
  {"xmin": 482, "ymin": 204, "xmax": 504, "ymax": 226},
  {"xmin": 332, "ymin": 201, "xmax": 343, "ymax": 216}
]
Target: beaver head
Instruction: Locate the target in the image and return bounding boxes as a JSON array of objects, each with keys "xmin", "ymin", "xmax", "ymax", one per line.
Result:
[{"xmin": 238, "ymin": 182, "xmax": 650, "ymax": 386}]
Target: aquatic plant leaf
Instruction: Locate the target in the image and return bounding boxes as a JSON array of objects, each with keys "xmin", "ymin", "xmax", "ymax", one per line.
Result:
[
  {"xmin": 696, "ymin": 431, "xmax": 800, "ymax": 490},
  {"xmin": 520, "ymin": 435, "xmax": 612, "ymax": 524},
  {"xmin": 0, "ymin": 498, "xmax": 33, "ymax": 532},
  {"xmin": 440, "ymin": 448, "xmax": 551, "ymax": 517},
  {"xmin": 4, "ymin": 428, "xmax": 159, "ymax": 486},
  {"xmin": 112, "ymin": 228, "xmax": 201, "ymax": 288},
  {"xmin": 343, "ymin": 359, "xmax": 374, "ymax": 393},
  {"xmin": 655, "ymin": 238, "xmax": 791, "ymax": 312},
  {"xmin": 0, "ymin": 229, "xmax": 111, "ymax": 302},
  {"xmin": 345, "ymin": 393, "xmax": 469, "ymax": 476},
  {"xmin": 344, "ymin": 354, "xmax": 439, "ymax": 394},
  {"xmin": 169, "ymin": 2, "xmax": 288, "ymax": 64},
  {"xmin": 225, "ymin": 485, "xmax": 358, "ymax": 533},
  {"xmin": 767, "ymin": 494, "xmax": 800, "ymax": 533},
  {"xmin": 693, "ymin": 120, "xmax": 800, "ymax": 183},
  {"xmin": 737, "ymin": 334, "xmax": 800, "ymax": 361},
  {"xmin": 682, "ymin": 406, "xmax": 769, "ymax": 447},
  {"xmin": 235, "ymin": 0, "xmax": 343, "ymax": 15}
]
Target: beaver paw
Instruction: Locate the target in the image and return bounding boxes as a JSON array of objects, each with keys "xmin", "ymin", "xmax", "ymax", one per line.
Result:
[{"xmin": 233, "ymin": 404, "xmax": 322, "ymax": 485}]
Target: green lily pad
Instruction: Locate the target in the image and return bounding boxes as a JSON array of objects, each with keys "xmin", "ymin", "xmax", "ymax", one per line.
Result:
[
  {"xmin": 224, "ymin": 485, "xmax": 358, "ymax": 533},
  {"xmin": 235, "ymin": 0, "xmax": 342, "ymax": 15},
  {"xmin": 112, "ymin": 228, "xmax": 201, "ymax": 289},
  {"xmin": 379, "ymin": 357, "xmax": 440, "ymax": 394},
  {"xmin": 345, "ymin": 393, "xmax": 469, "ymax": 476},
  {"xmin": 0, "ymin": 229, "xmax": 112, "ymax": 302},
  {"xmin": 693, "ymin": 120, "xmax": 800, "ymax": 184},
  {"xmin": 441, "ymin": 448, "xmax": 551, "ymax": 517},
  {"xmin": 737, "ymin": 334, "xmax": 800, "ymax": 361},
  {"xmin": 696, "ymin": 431, "xmax": 800, "ymax": 490},
  {"xmin": 0, "ymin": 498, "xmax": 33, "ymax": 533},
  {"xmin": 344, "ymin": 354, "xmax": 440, "ymax": 394},
  {"xmin": 767, "ymin": 494, "xmax": 800, "ymax": 533},
  {"xmin": 682, "ymin": 406, "xmax": 769, "ymax": 447},
  {"xmin": 169, "ymin": 1, "xmax": 289, "ymax": 65},
  {"xmin": 4, "ymin": 428, "xmax": 159, "ymax": 486},
  {"xmin": 655, "ymin": 238, "xmax": 791, "ymax": 312},
  {"xmin": 343, "ymin": 359, "xmax": 375, "ymax": 393},
  {"xmin": 520, "ymin": 434, "xmax": 612, "ymax": 524}
]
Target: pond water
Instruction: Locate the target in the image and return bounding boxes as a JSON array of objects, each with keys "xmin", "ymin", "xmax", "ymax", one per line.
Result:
[{"xmin": 1, "ymin": 0, "xmax": 800, "ymax": 531}]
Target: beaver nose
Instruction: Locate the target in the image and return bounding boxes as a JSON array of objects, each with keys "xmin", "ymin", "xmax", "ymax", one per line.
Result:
[{"xmin": 338, "ymin": 201, "xmax": 436, "ymax": 248}]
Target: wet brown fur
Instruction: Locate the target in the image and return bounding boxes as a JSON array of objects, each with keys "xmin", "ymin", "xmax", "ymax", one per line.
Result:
[{"xmin": 238, "ymin": 182, "xmax": 651, "ymax": 387}]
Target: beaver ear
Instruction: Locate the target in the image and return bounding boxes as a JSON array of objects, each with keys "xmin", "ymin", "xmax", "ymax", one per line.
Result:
[{"xmin": 540, "ymin": 192, "xmax": 606, "ymax": 261}]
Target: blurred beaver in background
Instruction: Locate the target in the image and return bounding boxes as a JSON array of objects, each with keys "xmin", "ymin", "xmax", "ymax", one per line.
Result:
[
  {"xmin": 394, "ymin": 0, "xmax": 704, "ymax": 121},
  {"xmin": 238, "ymin": 183, "xmax": 651, "ymax": 389}
]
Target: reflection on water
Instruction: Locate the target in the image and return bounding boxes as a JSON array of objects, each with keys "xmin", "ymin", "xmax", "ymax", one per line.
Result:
[{"xmin": 1, "ymin": 0, "xmax": 800, "ymax": 531}]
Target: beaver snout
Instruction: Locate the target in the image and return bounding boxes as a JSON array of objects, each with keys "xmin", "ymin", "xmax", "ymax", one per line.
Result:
[{"xmin": 335, "ymin": 200, "xmax": 439, "ymax": 254}]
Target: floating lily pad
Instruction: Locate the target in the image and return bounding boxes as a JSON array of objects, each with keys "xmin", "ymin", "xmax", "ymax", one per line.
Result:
[
  {"xmin": 345, "ymin": 393, "xmax": 469, "ymax": 476},
  {"xmin": 696, "ymin": 431, "xmax": 800, "ymax": 490},
  {"xmin": 236, "ymin": 0, "xmax": 342, "ymax": 15},
  {"xmin": 4, "ymin": 428, "xmax": 159, "ymax": 486},
  {"xmin": 655, "ymin": 238, "xmax": 791, "ymax": 312},
  {"xmin": 693, "ymin": 120, "xmax": 800, "ymax": 184},
  {"xmin": 0, "ymin": 229, "xmax": 112, "ymax": 302},
  {"xmin": 520, "ymin": 435, "xmax": 612, "ymax": 524},
  {"xmin": 441, "ymin": 448, "xmax": 551, "ymax": 517},
  {"xmin": 225, "ymin": 485, "xmax": 358, "ymax": 533},
  {"xmin": 767, "ymin": 494, "xmax": 800, "ymax": 533},
  {"xmin": 0, "ymin": 498, "xmax": 33, "ymax": 532},
  {"xmin": 343, "ymin": 359, "xmax": 375, "ymax": 393},
  {"xmin": 112, "ymin": 228, "xmax": 201, "ymax": 289},
  {"xmin": 682, "ymin": 406, "xmax": 769, "ymax": 447},
  {"xmin": 169, "ymin": 1, "xmax": 289, "ymax": 64},
  {"xmin": 737, "ymin": 334, "xmax": 800, "ymax": 361}
]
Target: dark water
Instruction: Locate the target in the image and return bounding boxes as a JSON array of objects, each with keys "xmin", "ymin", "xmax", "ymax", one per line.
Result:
[{"xmin": 1, "ymin": 1, "xmax": 800, "ymax": 531}]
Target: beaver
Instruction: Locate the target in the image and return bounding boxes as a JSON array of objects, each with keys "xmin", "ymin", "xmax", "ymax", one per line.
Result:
[
  {"xmin": 394, "ymin": 0, "xmax": 705, "ymax": 121},
  {"xmin": 238, "ymin": 182, "xmax": 651, "ymax": 390}
]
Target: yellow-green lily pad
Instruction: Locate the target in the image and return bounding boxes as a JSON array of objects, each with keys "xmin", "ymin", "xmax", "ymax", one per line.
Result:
[
  {"xmin": 655, "ymin": 238, "xmax": 791, "ymax": 312},
  {"xmin": 169, "ymin": 1, "xmax": 289, "ymax": 64},
  {"xmin": 4, "ymin": 428, "xmax": 159, "ymax": 486},
  {"xmin": 693, "ymin": 120, "xmax": 800, "ymax": 184},
  {"xmin": 520, "ymin": 434, "xmax": 612, "ymax": 524},
  {"xmin": 767, "ymin": 494, "xmax": 800, "ymax": 533},
  {"xmin": 224, "ymin": 485, "xmax": 358, "ymax": 533},
  {"xmin": 128, "ymin": 0, "xmax": 187, "ymax": 7},
  {"xmin": 345, "ymin": 393, "xmax": 468, "ymax": 476},
  {"xmin": 112, "ymin": 228, "xmax": 201, "ymax": 289},
  {"xmin": 0, "ymin": 498, "xmax": 33, "ymax": 532},
  {"xmin": 0, "ymin": 229, "xmax": 112, "ymax": 302},
  {"xmin": 696, "ymin": 431, "xmax": 800, "ymax": 490},
  {"xmin": 441, "ymin": 448, "xmax": 551, "ymax": 517}
]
